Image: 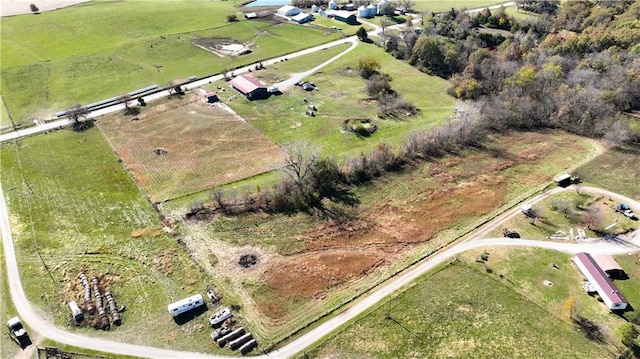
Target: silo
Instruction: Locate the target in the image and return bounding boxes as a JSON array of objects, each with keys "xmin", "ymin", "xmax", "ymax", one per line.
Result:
[
  {"xmin": 358, "ymin": 5, "xmax": 368, "ymax": 18},
  {"xmin": 328, "ymin": 0, "xmax": 337, "ymax": 10},
  {"xmin": 367, "ymin": 4, "xmax": 377, "ymax": 17},
  {"xmin": 311, "ymin": 4, "xmax": 318, "ymax": 13}
]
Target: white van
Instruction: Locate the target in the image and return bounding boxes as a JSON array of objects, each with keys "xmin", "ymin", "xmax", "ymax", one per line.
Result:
[{"xmin": 167, "ymin": 294, "xmax": 205, "ymax": 317}]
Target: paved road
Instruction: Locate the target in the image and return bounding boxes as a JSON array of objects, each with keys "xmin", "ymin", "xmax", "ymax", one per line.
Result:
[
  {"xmin": 0, "ymin": 36, "xmax": 358, "ymax": 144},
  {"xmin": 3, "ymin": 182, "xmax": 639, "ymax": 359}
]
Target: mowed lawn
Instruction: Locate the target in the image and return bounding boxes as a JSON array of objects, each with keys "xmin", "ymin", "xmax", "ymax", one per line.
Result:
[
  {"xmin": 305, "ymin": 252, "xmax": 612, "ymax": 359},
  {"xmin": 228, "ymin": 43, "xmax": 456, "ymax": 159},
  {"xmin": 1, "ymin": 0, "xmax": 341, "ymax": 126},
  {"xmin": 0, "ymin": 129, "xmax": 224, "ymax": 352},
  {"xmin": 98, "ymin": 94, "xmax": 285, "ymax": 202}
]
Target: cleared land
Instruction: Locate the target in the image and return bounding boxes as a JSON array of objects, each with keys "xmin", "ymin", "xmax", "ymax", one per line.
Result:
[
  {"xmin": 305, "ymin": 247, "xmax": 628, "ymax": 358},
  {"xmin": 0, "ymin": 128, "xmax": 240, "ymax": 353},
  {"xmin": 0, "ymin": 1, "xmax": 341, "ymax": 126},
  {"xmin": 180, "ymin": 130, "xmax": 601, "ymax": 345},
  {"xmin": 97, "ymin": 93, "xmax": 285, "ymax": 203}
]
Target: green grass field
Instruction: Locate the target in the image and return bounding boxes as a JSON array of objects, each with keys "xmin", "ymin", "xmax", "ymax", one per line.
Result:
[
  {"xmin": 0, "ymin": 128, "xmax": 249, "ymax": 353},
  {"xmin": 575, "ymin": 146, "xmax": 640, "ymax": 200},
  {"xmin": 227, "ymin": 43, "xmax": 456, "ymax": 158},
  {"xmin": 304, "ymin": 247, "xmax": 629, "ymax": 358},
  {"xmin": 305, "ymin": 260, "xmax": 611, "ymax": 358},
  {"xmin": 0, "ymin": 1, "xmax": 342, "ymax": 126},
  {"xmin": 414, "ymin": 0, "xmax": 511, "ymax": 12}
]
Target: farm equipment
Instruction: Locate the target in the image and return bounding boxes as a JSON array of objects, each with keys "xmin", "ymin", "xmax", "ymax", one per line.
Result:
[
  {"xmin": 206, "ymin": 287, "xmax": 220, "ymax": 304},
  {"xmin": 502, "ymin": 228, "xmax": 521, "ymax": 238}
]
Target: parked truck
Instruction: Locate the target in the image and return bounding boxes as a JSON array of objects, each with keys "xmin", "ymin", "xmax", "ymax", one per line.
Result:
[
  {"xmin": 7, "ymin": 317, "xmax": 31, "ymax": 348},
  {"xmin": 615, "ymin": 203, "xmax": 636, "ymax": 219}
]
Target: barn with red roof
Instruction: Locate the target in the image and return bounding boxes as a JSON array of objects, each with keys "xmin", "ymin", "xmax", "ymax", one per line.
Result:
[{"xmin": 228, "ymin": 75, "xmax": 268, "ymax": 100}]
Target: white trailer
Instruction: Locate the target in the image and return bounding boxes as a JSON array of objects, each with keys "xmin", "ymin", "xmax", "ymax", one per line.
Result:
[
  {"xmin": 167, "ymin": 294, "xmax": 205, "ymax": 317},
  {"xmin": 68, "ymin": 300, "xmax": 84, "ymax": 322}
]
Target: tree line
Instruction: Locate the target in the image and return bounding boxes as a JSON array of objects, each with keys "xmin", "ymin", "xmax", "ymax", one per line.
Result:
[{"xmin": 379, "ymin": 1, "xmax": 640, "ymax": 145}]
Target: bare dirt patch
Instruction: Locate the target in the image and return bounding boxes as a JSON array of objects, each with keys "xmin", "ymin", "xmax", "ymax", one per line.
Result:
[
  {"xmin": 97, "ymin": 94, "xmax": 285, "ymax": 202},
  {"xmin": 257, "ymin": 249, "xmax": 387, "ymax": 319}
]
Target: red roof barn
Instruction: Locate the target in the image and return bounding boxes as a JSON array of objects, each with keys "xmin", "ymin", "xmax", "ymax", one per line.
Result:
[
  {"xmin": 228, "ymin": 75, "xmax": 268, "ymax": 100},
  {"xmin": 205, "ymin": 92, "xmax": 218, "ymax": 103}
]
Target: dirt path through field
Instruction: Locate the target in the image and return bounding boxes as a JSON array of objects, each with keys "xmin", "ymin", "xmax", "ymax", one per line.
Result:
[{"xmin": 1, "ymin": 0, "xmax": 89, "ymax": 17}]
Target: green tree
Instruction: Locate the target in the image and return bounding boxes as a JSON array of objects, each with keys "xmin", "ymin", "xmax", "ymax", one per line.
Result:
[
  {"xmin": 356, "ymin": 56, "xmax": 381, "ymax": 79},
  {"xmin": 617, "ymin": 323, "xmax": 638, "ymax": 348},
  {"xmin": 226, "ymin": 14, "xmax": 238, "ymax": 22},
  {"xmin": 356, "ymin": 27, "xmax": 368, "ymax": 42}
]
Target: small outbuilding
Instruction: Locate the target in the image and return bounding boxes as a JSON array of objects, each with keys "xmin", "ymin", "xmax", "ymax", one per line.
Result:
[
  {"xmin": 594, "ymin": 255, "xmax": 626, "ymax": 279},
  {"xmin": 334, "ymin": 10, "xmax": 358, "ymax": 25},
  {"xmin": 277, "ymin": 5, "xmax": 302, "ymax": 17},
  {"xmin": 573, "ymin": 252, "xmax": 628, "ymax": 311},
  {"xmin": 228, "ymin": 75, "xmax": 268, "ymax": 100},
  {"xmin": 245, "ymin": 12, "xmax": 258, "ymax": 19},
  {"xmin": 554, "ymin": 173, "xmax": 572, "ymax": 187},
  {"xmin": 205, "ymin": 92, "xmax": 219, "ymax": 103},
  {"xmin": 292, "ymin": 12, "xmax": 313, "ymax": 24}
]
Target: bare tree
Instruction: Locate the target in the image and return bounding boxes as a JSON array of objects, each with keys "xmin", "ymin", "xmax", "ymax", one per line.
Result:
[
  {"xmin": 66, "ymin": 104, "xmax": 89, "ymax": 123},
  {"xmin": 380, "ymin": 18, "xmax": 394, "ymax": 46},
  {"xmin": 584, "ymin": 205, "xmax": 603, "ymax": 231},
  {"xmin": 603, "ymin": 119, "xmax": 630, "ymax": 149},
  {"xmin": 282, "ymin": 141, "xmax": 321, "ymax": 199}
]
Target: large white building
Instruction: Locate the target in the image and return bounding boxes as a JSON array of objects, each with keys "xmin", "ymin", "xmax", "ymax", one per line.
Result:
[
  {"xmin": 277, "ymin": 5, "xmax": 302, "ymax": 17},
  {"xmin": 573, "ymin": 252, "xmax": 628, "ymax": 310}
]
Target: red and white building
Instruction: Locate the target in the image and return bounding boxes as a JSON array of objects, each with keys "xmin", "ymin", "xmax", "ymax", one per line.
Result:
[
  {"xmin": 573, "ymin": 252, "xmax": 628, "ymax": 310},
  {"xmin": 228, "ymin": 75, "xmax": 268, "ymax": 100}
]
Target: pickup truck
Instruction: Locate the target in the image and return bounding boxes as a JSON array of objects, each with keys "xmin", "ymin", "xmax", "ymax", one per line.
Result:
[
  {"xmin": 7, "ymin": 317, "xmax": 31, "ymax": 348},
  {"xmin": 616, "ymin": 203, "xmax": 636, "ymax": 219}
]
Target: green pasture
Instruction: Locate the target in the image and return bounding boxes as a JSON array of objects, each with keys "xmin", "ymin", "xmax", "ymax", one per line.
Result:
[
  {"xmin": 487, "ymin": 191, "xmax": 638, "ymax": 240},
  {"xmin": 414, "ymin": 0, "xmax": 511, "ymax": 13},
  {"xmin": 0, "ymin": 129, "xmax": 249, "ymax": 352},
  {"xmin": 575, "ymin": 146, "xmax": 640, "ymax": 200},
  {"xmin": 226, "ymin": 43, "xmax": 456, "ymax": 158},
  {"xmin": 1, "ymin": 1, "xmax": 341, "ymax": 126},
  {"xmin": 304, "ymin": 248, "xmax": 623, "ymax": 358}
]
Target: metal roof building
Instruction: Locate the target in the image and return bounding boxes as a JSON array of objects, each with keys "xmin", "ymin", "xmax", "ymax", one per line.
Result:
[
  {"xmin": 228, "ymin": 75, "xmax": 268, "ymax": 100},
  {"xmin": 594, "ymin": 254, "xmax": 626, "ymax": 278},
  {"xmin": 573, "ymin": 252, "xmax": 628, "ymax": 310}
]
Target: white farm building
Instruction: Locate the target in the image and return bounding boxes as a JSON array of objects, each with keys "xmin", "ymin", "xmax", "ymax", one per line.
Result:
[{"xmin": 277, "ymin": 5, "xmax": 302, "ymax": 17}]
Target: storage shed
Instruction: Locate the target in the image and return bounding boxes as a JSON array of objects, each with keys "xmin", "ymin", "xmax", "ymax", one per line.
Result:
[
  {"xmin": 228, "ymin": 75, "xmax": 268, "ymax": 100},
  {"xmin": 292, "ymin": 12, "xmax": 313, "ymax": 24},
  {"xmin": 277, "ymin": 5, "xmax": 302, "ymax": 17},
  {"xmin": 573, "ymin": 252, "xmax": 628, "ymax": 310},
  {"xmin": 205, "ymin": 92, "xmax": 219, "ymax": 103},
  {"xmin": 555, "ymin": 173, "xmax": 572, "ymax": 187},
  {"xmin": 334, "ymin": 10, "xmax": 358, "ymax": 25},
  {"xmin": 594, "ymin": 255, "xmax": 626, "ymax": 279}
]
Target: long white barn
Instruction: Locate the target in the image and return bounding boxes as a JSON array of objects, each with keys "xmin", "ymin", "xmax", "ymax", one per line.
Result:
[{"xmin": 573, "ymin": 252, "xmax": 628, "ymax": 310}]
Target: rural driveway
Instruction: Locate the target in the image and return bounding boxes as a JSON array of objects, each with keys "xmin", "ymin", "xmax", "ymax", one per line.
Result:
[{"xmin": 3, "ymin": 181, "xmax": 639, "ymax": 359}]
